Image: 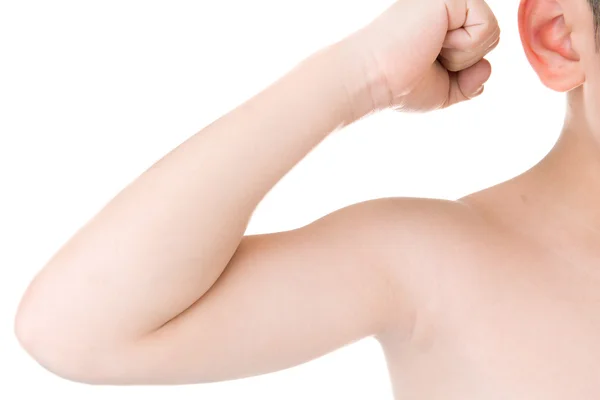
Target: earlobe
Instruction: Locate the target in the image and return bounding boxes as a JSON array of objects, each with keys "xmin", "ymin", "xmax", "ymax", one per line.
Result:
[{"xmin": 519, "ymin": 0, "xmax": 585, "ymax": 92}]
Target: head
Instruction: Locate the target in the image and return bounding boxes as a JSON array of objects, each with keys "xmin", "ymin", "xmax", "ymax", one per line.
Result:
[{"xmin": 518, "ymin": 0, "xmax": 600, "ymax": 134}]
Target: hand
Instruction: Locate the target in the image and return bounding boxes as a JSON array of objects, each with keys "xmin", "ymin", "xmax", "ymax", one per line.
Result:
[{"xmin": 347, "ymin": 0, "xmax": 500, "ymax": 113}]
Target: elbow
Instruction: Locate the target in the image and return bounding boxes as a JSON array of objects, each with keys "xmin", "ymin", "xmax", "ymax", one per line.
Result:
[{"xmin": 14, "ymin": 297, "xmax": 112, "ymax": 385}]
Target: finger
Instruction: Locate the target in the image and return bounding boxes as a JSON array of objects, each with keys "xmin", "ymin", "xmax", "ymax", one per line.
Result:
[
  {"xmin": 440, "ymin": 0, "xmax": 500, "ymax": 72},
  {"xmin": 439, "ymin": 34, "xmax": 500, "ymax": 72},
  {"xmin": 443, "ymin": 0, "xmax": 498, "ymax": 49},
  {"xmin": 444, "ymin": 58, "xmax": 492, "ymax": 108}
]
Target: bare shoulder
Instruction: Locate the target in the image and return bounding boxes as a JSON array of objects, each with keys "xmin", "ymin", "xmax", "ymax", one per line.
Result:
[
  {"xmin": 336, "ymin": 196, "xmax": 481, "ymax": 232},
  {"xmin": 346, "ymin": 195, "xmax": 490, "ymax": 255},
  {"xmin": 292, "ymin": 196, "xmax": 485, "ymax": 262},
  {"xmin": 350, "ymin": 196, "xmax": 501, "ymax": 340},
  {"xmin": 345, "ymin": 195, "xmax": 492, "ymax": 274}
]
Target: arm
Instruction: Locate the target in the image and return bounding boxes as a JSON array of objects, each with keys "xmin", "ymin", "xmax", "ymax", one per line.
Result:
[
  {"xmin": 14, "ymin": 35, "xmax": 400, "ymax": 384},
  {"xmin": 15, "ymin": 0, "xmax": 499, "ymax": 385}
]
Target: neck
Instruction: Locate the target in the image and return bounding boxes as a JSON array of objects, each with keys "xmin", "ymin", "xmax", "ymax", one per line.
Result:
[{"xmin": 527, "ymin": 86, "xmax": 600, "ymax": 222}]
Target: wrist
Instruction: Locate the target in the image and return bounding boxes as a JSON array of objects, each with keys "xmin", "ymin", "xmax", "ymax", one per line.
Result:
[{"xmin": 328, "ymin": 34, "xmax": 393, "ymax": 119}]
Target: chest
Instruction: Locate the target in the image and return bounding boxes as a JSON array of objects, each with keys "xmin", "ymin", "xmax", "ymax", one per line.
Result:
[{"xmin": 382, "ymin": 257, "xmax": 600, "ymax": 399}]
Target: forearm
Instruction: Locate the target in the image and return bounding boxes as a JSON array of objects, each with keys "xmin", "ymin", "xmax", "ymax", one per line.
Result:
[{"xmin": 17, "ymin": 37, "xmax": 376, "ymax": 347}]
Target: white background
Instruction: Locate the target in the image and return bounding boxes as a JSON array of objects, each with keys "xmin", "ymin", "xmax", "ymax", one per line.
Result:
[{"xmin": 0, "ymin": 0, "xmax": 565, "ymax": 398}]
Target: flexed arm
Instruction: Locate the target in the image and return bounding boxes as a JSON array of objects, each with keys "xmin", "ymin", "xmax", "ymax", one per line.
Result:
[{"xmin": 15, "ymin": 0, "xmax": 499, "ymax": 385}]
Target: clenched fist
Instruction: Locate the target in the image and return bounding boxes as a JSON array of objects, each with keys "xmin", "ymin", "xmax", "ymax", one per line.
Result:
[{"xmin": 346, "ymin": 0, "xmax": 500, "ymax": 112}]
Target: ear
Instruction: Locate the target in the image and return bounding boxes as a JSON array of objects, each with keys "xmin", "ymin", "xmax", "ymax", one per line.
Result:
[{"xmin": 518, "ymin": 0, "xmax": 585, "ymax": 91}]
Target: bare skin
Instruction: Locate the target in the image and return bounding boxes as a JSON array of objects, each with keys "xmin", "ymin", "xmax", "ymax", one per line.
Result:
[{"xmin": 14, "ymin": 0, "xmax": 600, "ymax": 398}]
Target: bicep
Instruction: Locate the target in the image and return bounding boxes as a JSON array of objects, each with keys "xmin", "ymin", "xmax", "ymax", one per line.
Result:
[{"xmin": 101, "ymin": 200, "xmax": 401, "ymax": 384}]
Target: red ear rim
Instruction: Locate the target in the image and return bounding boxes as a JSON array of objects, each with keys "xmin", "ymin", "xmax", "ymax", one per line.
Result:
[{"xmin": 517, "ymin": 0, "xmax": 584, "ymax": 92}]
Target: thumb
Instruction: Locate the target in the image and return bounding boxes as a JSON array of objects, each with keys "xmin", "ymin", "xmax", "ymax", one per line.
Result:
[{"xmin": 444, "ymin": 58, "xmax": 492, "ymax": 108}]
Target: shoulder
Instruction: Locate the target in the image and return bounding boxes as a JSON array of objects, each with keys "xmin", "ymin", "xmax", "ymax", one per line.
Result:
[
  {"xmin": 337, "ymin": 196, "xmax": 500, "ymax": 340},
  {"xmin": 332, "ymin": 196, "xmax": 487, "ymax": 248},
  {"xmin": 345, "ymin": 196, "xmax": 496, "ymax": 280}
]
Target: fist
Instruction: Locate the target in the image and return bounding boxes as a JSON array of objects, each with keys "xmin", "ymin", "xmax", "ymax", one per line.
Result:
[{"xmin": 349, "ymin": 0, "xmax": 500, "ymax": 112}]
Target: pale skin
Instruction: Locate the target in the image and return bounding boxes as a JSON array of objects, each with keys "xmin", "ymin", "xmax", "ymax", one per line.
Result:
[{"xmin": 13, "ymin": 0, "xmax": 600, "ymax": 397}]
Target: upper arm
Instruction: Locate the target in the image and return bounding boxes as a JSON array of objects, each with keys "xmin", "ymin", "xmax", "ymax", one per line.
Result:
[{"xmin": 84, "ymin": 198, "xmax": 411, "ymax": 385}]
